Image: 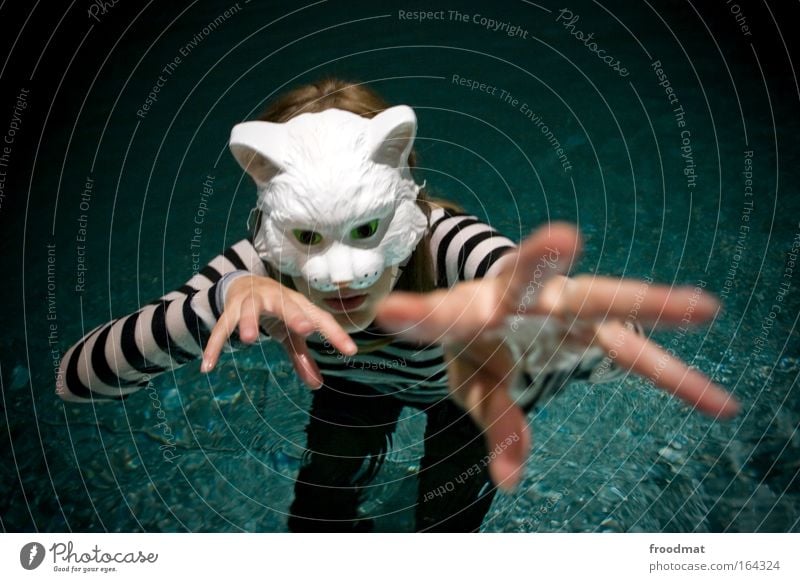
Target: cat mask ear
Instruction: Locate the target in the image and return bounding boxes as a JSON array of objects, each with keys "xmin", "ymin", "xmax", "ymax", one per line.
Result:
[
  {"xmin": 230, "ymin": 105, "xmax": 418, "ymax": 185},
  {"xmin": 229, "ymin": 120, "xmax": 287, "ymax": 186},
  {"xmin": 367, "ymin": 105, "xmax": 417, "ymax": 178}
]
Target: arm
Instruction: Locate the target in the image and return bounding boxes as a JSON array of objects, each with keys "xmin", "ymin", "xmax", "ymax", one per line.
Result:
[
  {"xmin": 377, "ymin": 222, "xmax": 737, "ymax": 490},
  {"xmin": 55, "ymin": 239, "xmax": 267, "ymax": 403},
  {"xmin": 427, "ymin": 206, "xmax": 517, "ymax": 287}
]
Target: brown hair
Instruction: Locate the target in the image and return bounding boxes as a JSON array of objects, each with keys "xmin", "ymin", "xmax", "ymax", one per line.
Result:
[{"xmin": 250, "ymin": 76, "xmax": 463, "ymax": 294}]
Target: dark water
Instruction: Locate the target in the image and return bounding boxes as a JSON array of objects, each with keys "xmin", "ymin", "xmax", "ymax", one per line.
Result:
[{"xmin": 1, "ymin": 0, "xmax": 798, "ymax": 532}]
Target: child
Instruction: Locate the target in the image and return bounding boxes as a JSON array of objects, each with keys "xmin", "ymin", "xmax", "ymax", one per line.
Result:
[{"xmin": 57, "ymin": 77, "xmax": 738, "ymax": 532}]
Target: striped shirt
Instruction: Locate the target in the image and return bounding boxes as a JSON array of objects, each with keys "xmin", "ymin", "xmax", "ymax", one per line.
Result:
[{"xmin": 56, "ymin": 207, "xmax": 626, "ymax": 408}]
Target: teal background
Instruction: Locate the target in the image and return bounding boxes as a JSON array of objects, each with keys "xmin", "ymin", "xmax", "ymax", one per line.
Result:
[{"xmin": 1, "ymin": 0, "xmax": 798, "ymax": 532}]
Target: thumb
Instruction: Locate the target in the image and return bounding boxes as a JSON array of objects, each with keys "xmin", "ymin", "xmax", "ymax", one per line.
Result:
[
  {"xmin": 483, "ymin": 389, "xmax": 531, "ymax": 492},
  {"xmin": 497, "ymin": 222, "xmax": 581, "ymax": 315}
]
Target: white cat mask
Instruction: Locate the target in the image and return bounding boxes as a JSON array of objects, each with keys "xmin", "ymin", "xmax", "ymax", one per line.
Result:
[{"xmin": 229, "ymin": 106, "xmax": 428, "ymax": 292}]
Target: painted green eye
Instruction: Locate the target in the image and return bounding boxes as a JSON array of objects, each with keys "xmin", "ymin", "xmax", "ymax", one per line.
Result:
[
  {"xmin": 350, "ymin": 219, "xmax": 379, "ymax": 240},
  {"xmin": 293, "ymin": 229, "xmax": 323, "ymax": 245}
]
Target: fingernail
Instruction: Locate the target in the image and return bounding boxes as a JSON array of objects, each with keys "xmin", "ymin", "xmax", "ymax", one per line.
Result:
[{"xmin": 201, "ymin": 359, "xmax": 212, "ymax": 373}]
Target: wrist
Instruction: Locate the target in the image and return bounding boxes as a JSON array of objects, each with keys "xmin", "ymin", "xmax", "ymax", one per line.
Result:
[{"xmin": 216, "ymin": 270, "xmax": 252, "ymax": 311}]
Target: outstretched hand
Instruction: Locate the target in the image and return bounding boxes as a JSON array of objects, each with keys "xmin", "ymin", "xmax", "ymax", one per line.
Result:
[
  {"xmin": 375, "ymin": 222, "xmax": 740, "ymax": 492},
  {"xmin": 201, "ymin": 274, "xmax": 357, "ymax": 388}
]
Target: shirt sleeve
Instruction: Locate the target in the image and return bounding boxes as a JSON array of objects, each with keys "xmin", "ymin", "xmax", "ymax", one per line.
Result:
[
  {"xmin": 55, "ymin": 239, "xmax": 269, "ymax": 403},
  {"xmin": 427, "ymin": 207, "xmax": 517, "ymax": 286}
]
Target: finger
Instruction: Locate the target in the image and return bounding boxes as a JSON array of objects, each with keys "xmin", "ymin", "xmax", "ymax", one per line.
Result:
[
  {"xmin": 238, "ymin": 294, "xmax": 262, "ymax": 343},
  {"xmin": 202, "ymin": 302, "xmax": 242, "ymax": 372},
  {"xmin": 483, "ymin": 387, "xmax": 531, "ymax": 492},
  {"xmin": 444, "ymin": 337, "xmax": 518, "ymax": 402},
  {"xmin": 496, "ymin": 222, "xmax": 581, "ymax": 315},
  {"xmin": 554, "ymin": 276, "xmax": 721, "ymax": 325},
  {"xmin": 267, "ymin": 295, "xmax": 316, "ymax": 338},
  {"xmin": 444, "ymin": 344, "xmax": 530, "ymax": 492},
  {"xmin": 459, "ymin": 369, "xmax": 530, "ymax": 492},
  {"xmin": 280, "ymin": 332, "xmax": 324, "ymax": 389},
  {"xmin": 594, "ymin": 321, "xmax": 740, "ymax": 418},
  {"xmin": 304, "ymin": 304, "xmax": 358, "ymax": 356},
  {"xmin": 376, "ymin": 282, "xmax": 502, "ymax": 344},
  {"xmin": 258, "ymin": 294, "xmax": 343, "ymax": 347}
]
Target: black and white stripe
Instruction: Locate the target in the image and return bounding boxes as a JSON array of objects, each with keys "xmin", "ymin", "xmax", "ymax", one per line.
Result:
[
  {"xmin": 56, "ymin": 239, "xmax": 267, "ymax": 402},
  {"xmin": 57, "ymin": 209, "xmax": 627, "ymax": 405}
]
